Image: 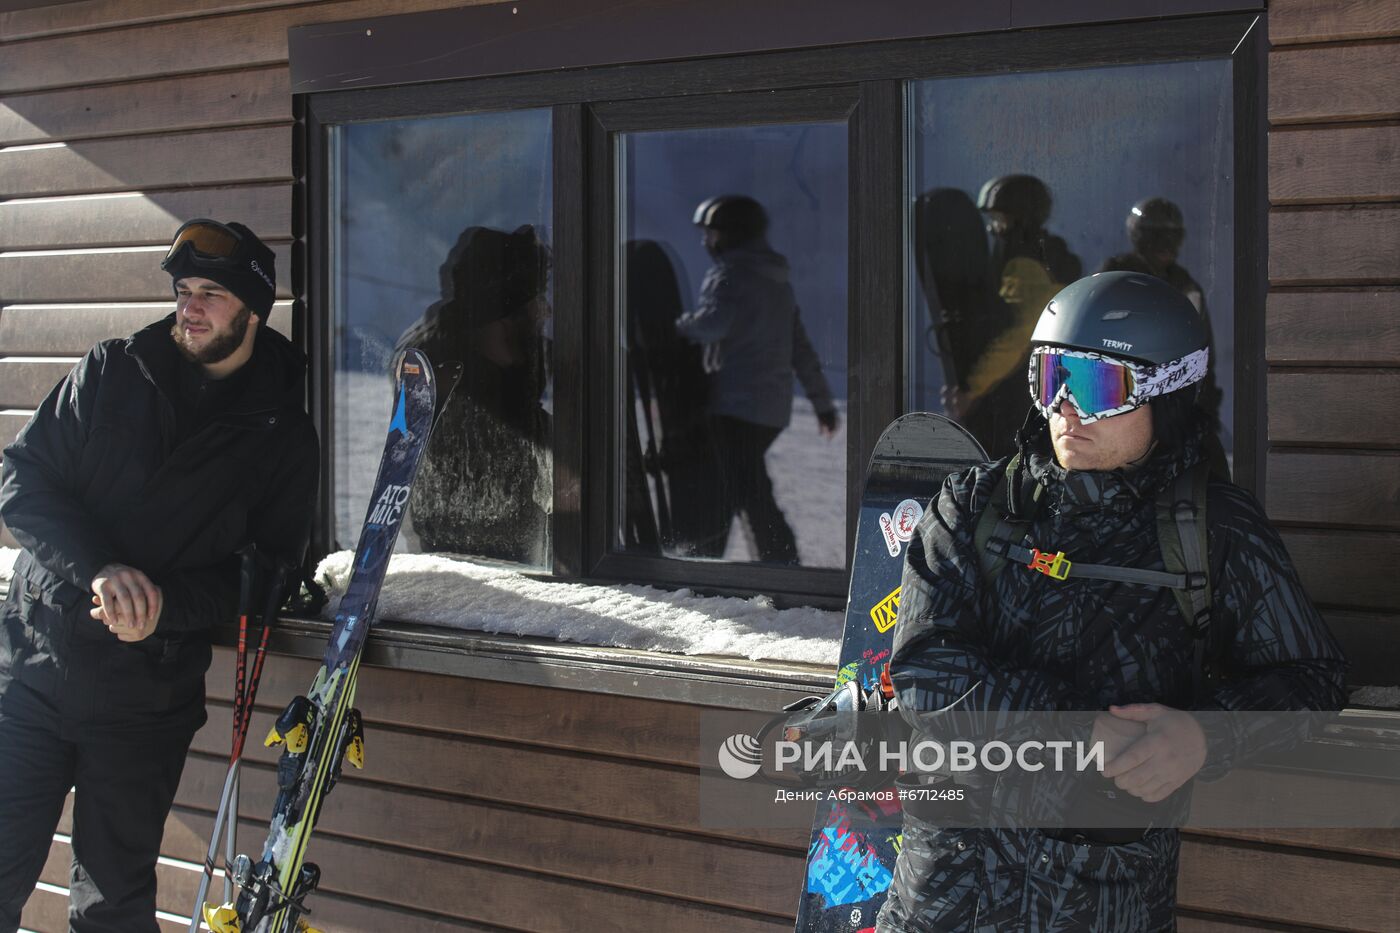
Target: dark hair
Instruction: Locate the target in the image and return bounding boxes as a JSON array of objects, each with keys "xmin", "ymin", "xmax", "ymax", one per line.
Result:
[{"xmin": 1149, "ymin": 387, "xmax": 1212, "ymax": 456}]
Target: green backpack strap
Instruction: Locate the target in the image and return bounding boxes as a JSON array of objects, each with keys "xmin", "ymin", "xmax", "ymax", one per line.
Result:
[{"xmin": 1156, "ymin": 462, "xmax": 1216, "ymax": 695}]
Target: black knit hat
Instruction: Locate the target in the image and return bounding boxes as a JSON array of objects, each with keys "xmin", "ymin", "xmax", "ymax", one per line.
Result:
[{"xmin": 162, "ymin": 219, "xmax": 276, "ymax": 317}]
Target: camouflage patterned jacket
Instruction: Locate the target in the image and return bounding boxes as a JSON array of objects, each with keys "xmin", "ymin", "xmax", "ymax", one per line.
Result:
[{"xmin": 878, "ymin": 422, "xmax": 1348, "ymax": 932}]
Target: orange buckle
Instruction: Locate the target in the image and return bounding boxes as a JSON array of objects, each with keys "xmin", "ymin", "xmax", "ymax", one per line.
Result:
[
  {"xmin": 879, "ymin": 665, "xmax": 896, "ymax": 700},
  {"xmin": 1028, "ymin": 548, "xmax": 1072, "ymax": 580}
]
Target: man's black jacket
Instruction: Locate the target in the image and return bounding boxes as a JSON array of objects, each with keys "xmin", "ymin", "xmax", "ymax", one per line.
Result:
[
  {"xmin": 0, "ymin": 315, "xmax": 318, "ymax": 733},
  {"xmin": 891, "ymin": 421, "xmax": 1348, "ymax": 770},
  {"xmin": 878, "ymin": 420, "xmax": 1349, "ymax": 931}
]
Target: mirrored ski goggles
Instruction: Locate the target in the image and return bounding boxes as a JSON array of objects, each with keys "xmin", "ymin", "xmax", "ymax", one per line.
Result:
[
  {"xmin": 162, "ymin": 219, "xmax": 246, "ymax": 269},
  {"xmin": 1029, "ymin": 346, "xmax": 1209, "ymax": 423}
]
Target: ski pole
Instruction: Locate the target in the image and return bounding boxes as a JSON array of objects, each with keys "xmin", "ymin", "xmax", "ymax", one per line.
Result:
[
  {"xmin": 190, "ymin": 544, "xmax": 260, "ymax": 932},
  {"xmin": 223, "ymin": 560, "xmax": 289, "ymax": 904}
]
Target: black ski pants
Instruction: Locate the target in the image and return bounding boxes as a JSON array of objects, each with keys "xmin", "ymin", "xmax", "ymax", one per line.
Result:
[
  {"xmin": 0, "ymin": 676, "xmax": 194, "ymax": 933},
  {"xmin": 710, "ymin": 415, "xmax": 799, "ymax": 564}
]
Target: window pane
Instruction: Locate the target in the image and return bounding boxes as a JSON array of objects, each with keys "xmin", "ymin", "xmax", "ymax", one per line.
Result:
[
  {"xmin": 617, "ymin": 122, "xmax": 848, "ymax": 568},
  {"xmin": 907, "ymin": 61, "xmax": 1234, "ymax": 464},
  {"xmin": 332, "ymin": 109, "xmax": 553, "ymax": 566}
]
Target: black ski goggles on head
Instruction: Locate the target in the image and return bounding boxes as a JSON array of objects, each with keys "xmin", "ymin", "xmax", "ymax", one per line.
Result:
[{"xmin": 161, "ymin": 219, "xmax": 247, "ymax": 271}]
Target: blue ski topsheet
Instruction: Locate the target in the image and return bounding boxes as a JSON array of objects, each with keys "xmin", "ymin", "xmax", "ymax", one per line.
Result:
[
  {"xmin": 794, "ymin": 412, "xmax": 986, "ymax": 933},
  {"xmin": 323, "ymin": 349, "xmax": 438, "ymax": 672}
]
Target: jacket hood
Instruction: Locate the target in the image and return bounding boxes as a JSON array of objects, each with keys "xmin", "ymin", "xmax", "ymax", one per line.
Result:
[
  {"xmin": 1021, "ymin": 412, "xmax": 1207, "ymax": 518},
  {"xmin": 717, "ymin": 241, "xmax": 790, "ymax": 284},
  {"xmin": 126, "ymin": 312, "xmax": 308, "ymax": 412}
]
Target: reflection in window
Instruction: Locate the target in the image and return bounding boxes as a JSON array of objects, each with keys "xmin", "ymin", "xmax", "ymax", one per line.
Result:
[
  {"xmin": 907, "ymin": 61, "xmax": 1234, "ymax": 464},
  {"xmin": 332, "ymin": 109, "xmax": 553, "ymax": 566},
  {"xmin": 618, "ymin": 123, "xmax": 848, "ymax": 568}
]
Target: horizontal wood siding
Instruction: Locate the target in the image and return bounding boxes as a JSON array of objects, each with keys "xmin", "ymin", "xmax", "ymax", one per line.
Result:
[
  {"xmin": 0, "ymin": 67, "xmax": 293, "ymax": 146},
  {"xmin": 189, "ymin": 651, "xmax": 805, "ymax": 930},
  {"xmin": 1269, "ymin": 42, "xmax": 1400, "ymax": 124},
  {"xmin": 1265, "ymin": 289, "xmax": 1400, "ymax": 365},
  {"xmin": 1268, "ymin": 0, "xmax": 1400, "ymax": 44},
  {"xmin": 0, "ymin": 184, "xmax": 292, "ymax": 250},
  {"xmin": 1252, "ymin": 5, "xmax": 1400, "ymax": 930},
  {"xmin": 1265, "ymin": 0, "xmax": 1400, "ymax": 701}
]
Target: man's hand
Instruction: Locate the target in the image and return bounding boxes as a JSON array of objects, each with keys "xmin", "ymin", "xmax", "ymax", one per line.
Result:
[
  {"xmin": 817, "ymin": 409, "xmax": 840, "ymax": 440},
  {"xmin": 1100, "ymin": 703, "xmax": 1208, "ymax": 803},
  {"xmin": 1090, "ymin": 711, "xmax": 1145, "ymax": 763},
  {"xmin": 90, "ymin": 563, "xmax": 163, "ymax": 643}
]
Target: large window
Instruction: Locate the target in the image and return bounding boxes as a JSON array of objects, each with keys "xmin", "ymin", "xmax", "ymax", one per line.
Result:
[
  {"xmin": 906, "ymin": 61, "xmax": 1235, "ymax": 463},
  {"xmin": 305, "ymin": 15, "xmax": 1261, "ymax": 606},
  {"xmin": 329, "ymin": 109, "xmax": 554, "ymax": 567}
]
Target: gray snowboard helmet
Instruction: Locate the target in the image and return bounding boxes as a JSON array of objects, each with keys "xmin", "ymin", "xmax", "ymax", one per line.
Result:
[{"xmin": 1029, "ymin": 271, "xmax": 1210, "ymax": 422}]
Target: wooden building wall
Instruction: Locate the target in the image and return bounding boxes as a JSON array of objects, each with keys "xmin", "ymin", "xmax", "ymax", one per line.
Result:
[
  {"xmin": 1265, "ymin": 0, "xmax": 1400, "ymax": 691},
  {"xmin": 2, "ymin": 0, "xmax": 1397, "ymax": 930}
]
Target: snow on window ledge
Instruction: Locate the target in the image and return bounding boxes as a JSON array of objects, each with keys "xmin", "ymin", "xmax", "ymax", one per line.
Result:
[
  {"xmin": 4, "ymin": 546, "xmax": 1395, "ymax": 706},
  {"xmin": 313, "ymin": 550, "xmax": 843, "ymax": 666}
]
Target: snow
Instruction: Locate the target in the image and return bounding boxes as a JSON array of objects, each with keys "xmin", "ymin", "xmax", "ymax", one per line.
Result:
[
  {"xmin": 1350, "ymin": 685, "xmax": 1400, "ymax": 710},
  {"xmin": 334, "ymin": 369, "xmax": 848, "ymax": 568},
  {"xmin": 10, "ymin": 538, "xmax": 1397, "ymax": 693},
  {"xmin": 313, "ymin": 550, "xmax": 842, "ymax": 665}
]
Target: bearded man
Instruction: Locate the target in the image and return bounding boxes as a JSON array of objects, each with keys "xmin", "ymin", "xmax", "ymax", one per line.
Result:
[{"xmin": 0, "ymin": 219, "xmax": 319, "ymax": 932}]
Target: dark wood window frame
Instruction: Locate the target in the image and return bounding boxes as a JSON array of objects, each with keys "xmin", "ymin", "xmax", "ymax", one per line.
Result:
[{"xmin": 298, "ymin": 13, "xmax": 1265, "ymax": 610}]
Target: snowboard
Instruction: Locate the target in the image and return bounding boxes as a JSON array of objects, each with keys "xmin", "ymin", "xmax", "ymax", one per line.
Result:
[
  {"xmin": 205, "ymin": 348, "xmax": 460, "ymax": 933},
  {"xmin": 794, "ymin": 412, "xmax": 986, "ymax": 933}
]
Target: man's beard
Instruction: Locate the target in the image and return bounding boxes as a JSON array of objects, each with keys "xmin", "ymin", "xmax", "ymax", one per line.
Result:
[{"xmin": 172, "ymin": 304, "xmax": 252, "ymax": 364}]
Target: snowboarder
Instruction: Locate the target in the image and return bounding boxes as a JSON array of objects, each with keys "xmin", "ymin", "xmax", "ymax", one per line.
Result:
[
  {"xmin": 878, "ymin": 271, "xmax": 1347, "ymax": 931},
  {"xmin": 677, "ymin": 195, "xmax": 840, "ymax": 564},
  {"xmin": 0, "ymin": 219, "xmax": 320, "ymax": 933},
  {"xmin": 936, "ymin": 175, "xmax": 1083, "ymax": 458},
  {"xmin": 911, "ymin": 187, "xmax": 1020, "ymax": 458},
  {"xmin": 1101, "ymin": 196, "xmax": 1225, "ymax": 436}
]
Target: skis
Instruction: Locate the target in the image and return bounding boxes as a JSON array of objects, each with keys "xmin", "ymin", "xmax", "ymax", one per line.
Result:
[
  {"xmin": 202, "ymin": 349, "xmax": 459, "ymax": 933},
  {"xmin": 792, "ymin": 413, "xmax": 986, "ymax": 933}
]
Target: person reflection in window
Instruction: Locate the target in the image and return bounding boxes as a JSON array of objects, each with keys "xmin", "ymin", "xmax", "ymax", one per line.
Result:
[
  {"xmin": 676, "ymin": 195, "xmax": 839, "ymax": 565},
  {"xmin": 625, "ymin": 240, "xmax": 728, "ymax": 558},
  {"xmin": 912, "ymin": 188, "xmax": 1022, "ymax": 458},
  {"xmin": 951, "ymin": 176, "xmax": 1083, "ymax": 433},
  {"xmin": 1100, "ymin": 197, "xmax": 1223, "ymax": 435},
  {"xmin": 395, "ymin": 225, "xmax": 552, "ymax": 564}
]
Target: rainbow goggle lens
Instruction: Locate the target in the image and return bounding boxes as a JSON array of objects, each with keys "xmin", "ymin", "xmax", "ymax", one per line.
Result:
[
  {"xmin": 161, "ymin": 219, "xmax": 246, "ymax": 270},
  {"xmin": 1029, "ymin": 346, "xmax": 1209, "ymax": 423}
]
